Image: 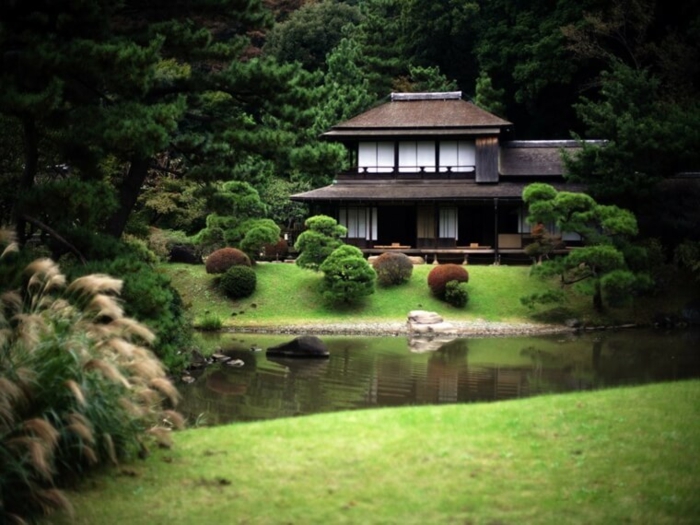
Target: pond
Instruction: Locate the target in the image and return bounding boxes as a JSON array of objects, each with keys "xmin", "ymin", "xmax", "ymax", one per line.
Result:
[{"xmin": 177, "ymin": 328, "xmax": 700, "ymax": 426}]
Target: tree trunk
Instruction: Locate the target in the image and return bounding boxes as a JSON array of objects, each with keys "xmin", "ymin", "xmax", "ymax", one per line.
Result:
[
  {"xmin": 105, "ymin": 156, "xmax": 150, "ymax": 238},
  {"xmin": 15, "ymin": 117, "xmax": 38, "ymax": 244},
  {"xmin": 593, "ymin": 279, "xmax": 604, "ymax": 312}
]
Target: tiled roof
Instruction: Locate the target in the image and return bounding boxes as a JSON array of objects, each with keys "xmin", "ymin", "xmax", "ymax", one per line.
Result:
[
  {"xmin": 499, "ymin": 140, "xmax": 605, "ymax": 177},
  {"xmin": 291, "ymin": 180, "xmax": 587, "ymax": 202},
  {"xmin": 324, "ymin": 94, "xmax": 512, "ymax": 138}
]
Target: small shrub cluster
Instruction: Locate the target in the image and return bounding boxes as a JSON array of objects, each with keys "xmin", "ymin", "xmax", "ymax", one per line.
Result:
[
  {"xmin": 444, "ymin": 280, "xmax": 469, "ymax": 307},
  {"xmin": 205, "ymin": 247, "xmax": 251, "ymax": 274},
  {"xmin": 319, "ymin": 245, "xmax": 376, "ymax": 304},
  {"xmin": 428, "ymin": 264, "xmax": 469, "ymax": 298},
  {"xmin": 0, "ymin": 243, "xmax": 183, "ymax": 524},
  {"xmin": 372, "ymin": 252, "xmax": 413, "ymax": 286},
  {"xmin": 219, "ymin": 265, "xmax": 257, "ymax": 299},
  {"xmin": 263, "ymin": 238, "xmax": 289, "ymax": 260}
]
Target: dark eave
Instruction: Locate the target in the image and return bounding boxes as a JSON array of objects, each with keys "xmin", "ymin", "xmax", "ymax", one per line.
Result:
[{"xmin": 291, "ymin": 180, "xmax": 587, "ymax": 202}]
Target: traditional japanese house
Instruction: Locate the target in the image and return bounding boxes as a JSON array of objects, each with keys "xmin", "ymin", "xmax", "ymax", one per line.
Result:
[{"xmin": 291, "ymin": 91, "xmax": 589, "ymax": 263}]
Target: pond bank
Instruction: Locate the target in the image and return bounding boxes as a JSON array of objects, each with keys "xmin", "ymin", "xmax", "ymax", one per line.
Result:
[{"xmin": 224, "ymin": 319, "xmax": 578, "ymax": 337}]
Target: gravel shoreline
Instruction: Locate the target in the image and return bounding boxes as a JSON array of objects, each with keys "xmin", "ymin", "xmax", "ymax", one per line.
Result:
[{"xmin": 226, "ymin": 319, "xmax": 575, "ymax": 338}]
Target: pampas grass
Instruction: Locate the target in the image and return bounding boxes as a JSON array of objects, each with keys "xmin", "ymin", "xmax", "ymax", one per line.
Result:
[{"xmin": 0, "ymin": 235, "xmax": 184, "ymax": 523}]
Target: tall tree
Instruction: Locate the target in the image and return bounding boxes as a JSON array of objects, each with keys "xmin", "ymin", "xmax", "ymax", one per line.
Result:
[{"xmin": 0, "ymin": 0, "xmax": 320, "ymax": 253}]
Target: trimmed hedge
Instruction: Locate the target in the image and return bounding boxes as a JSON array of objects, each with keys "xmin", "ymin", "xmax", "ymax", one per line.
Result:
[
  {"xmin": 427, "ymin": 264, "xmax": 469, "ymax": 298},
  {"xmin": 372, "ymin": 252, "xmax": 413, "ymax": 286},
  {"xmin": 219, "ymin": 265, "xmax": 257, "ymax": 299},
  {"xmin": 205, "ymin": 247, "xmax": 251, "ymax": 274}
]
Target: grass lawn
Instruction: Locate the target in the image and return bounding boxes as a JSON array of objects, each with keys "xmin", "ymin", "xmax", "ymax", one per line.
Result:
[
  {"xmin": 50, "ymin": 380, "xmax": 700, "ymax": 525},
  {"xmin": 163, "ymin": 262, "xmax": 696, "ymax": 329}
]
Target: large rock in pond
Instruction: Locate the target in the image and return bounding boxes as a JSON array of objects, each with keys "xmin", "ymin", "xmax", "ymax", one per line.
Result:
[{"xmin": 267, "ymin": 336, "xmax": 329, "ymax": 358}]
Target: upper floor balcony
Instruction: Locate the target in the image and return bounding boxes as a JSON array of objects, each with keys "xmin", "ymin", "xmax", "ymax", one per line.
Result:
[{"xmin": 337, "ymin": 165, "xmax": 477, "ymax": 181}]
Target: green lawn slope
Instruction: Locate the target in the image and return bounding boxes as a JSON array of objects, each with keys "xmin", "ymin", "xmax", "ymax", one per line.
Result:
[
  {"xmin": 51, "ymin": 380, "xmax": 700, "ymax": 525},
  {"xmin": 163, "ymin": 262, "xmax": 696, "ymax": 329}
]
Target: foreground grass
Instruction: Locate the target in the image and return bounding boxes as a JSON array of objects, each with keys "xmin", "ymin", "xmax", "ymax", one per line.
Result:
[
  {"xmin": 49, "ymin": 380, "xmax": 700, "ymax": 524},
  {"xmin": 164, "ymin": 262, "xmax": 696, "ymax": 329}
]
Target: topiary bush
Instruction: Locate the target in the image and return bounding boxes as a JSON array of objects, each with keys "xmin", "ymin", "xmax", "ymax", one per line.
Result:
[
  {"xmin": 205, "ymin": 247, "xmax": 251, "ymax": 274},
  {"xmin": 427, "ymin": 264, "xmax": 469, "ymax": 298},
  {"xmin": 319, "ymin": 245, "xmax": 376, "ymax": 304},
  {"xmin": 219, "ymin": 265, "xmax": 257, "ymax": 299},
  {"xmin": 294, "ymin": 215, "xmax": 347, "ymax": 271},
  {"xmin": 372, "ymin": 252, "xmax": 413, "ymax": 286},
  {"xmin": 444, "ymin": 279, "xmax": 469, "ymax": 307}
]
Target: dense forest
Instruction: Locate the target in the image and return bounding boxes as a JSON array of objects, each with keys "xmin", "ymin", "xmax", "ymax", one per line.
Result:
[{"xmin": 1, "ymin": 0, "xmax": 700, "ymax": 362}]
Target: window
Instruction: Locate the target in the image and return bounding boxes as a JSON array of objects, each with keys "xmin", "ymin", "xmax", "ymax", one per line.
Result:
[
  {"xmin": 358, "ymin": 142, "xmax": 394, "ymax": 173},
  {"xmin": 399, "ymin": 141, "xmax": 435, "ymax": 172},
  {"xmin": 439, "ymin": 141, "xmax": 475, "ymax": 172},
  {"xmin": 439, "ymin": 207, "xmax": 458, "ymax": 238},
  {"xmin": 339, "ymin": 207, "xmax": 378, "ymax": 240}
]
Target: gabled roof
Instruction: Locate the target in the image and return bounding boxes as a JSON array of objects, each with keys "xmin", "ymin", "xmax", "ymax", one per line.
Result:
[{"xmin": 323, "ymin": 92, "xmax": 513, "ymax": 139}]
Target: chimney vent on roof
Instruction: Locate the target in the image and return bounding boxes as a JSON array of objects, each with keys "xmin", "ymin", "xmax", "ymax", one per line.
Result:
[{"xmin": 391, "ymin": 92, "xmax": 462, "ymax": 101}]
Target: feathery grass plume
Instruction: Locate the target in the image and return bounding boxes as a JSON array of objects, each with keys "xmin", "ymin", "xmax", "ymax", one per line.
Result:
[
  {"xmin": 66, "ymin": 274, "xmax": 123, "ymax": 299},
  {"xmin": 119, "ymin": 396, "xmax": 145, "ymax": 418},
  {"xmin": 22, "ymin": 418, "xmax": 60, "ymax": 450},
  {"xmin": 1, "ymin": 290, "xmax": 22, "ymax": 314},
  {"xmin": 103, "ymin": 433, "xmax": 118, "ymax": 466},
  {"xmin": 109, "ymin": 317, "xmax": 156, "ymax": 344},
  {"xmin": 161, "ymin": 409, "xmax": 186, "ymax": 430},
  {"xmin": 7, "ymin": 436, "xmax": 54, "ymax": 480},
  {"xmin": 149, "ymin": 377, "xmax": 180, "ymax": 406},
  {"xmin": 36, "ymin": 488, "xmax": 74, "ymax": 518},
  {"xmin": 65, "ymin": 413, "xmax": 95, "ymax": 445},
  {"xmin": 147, "ymin": 426, "xmax": 173, "ymax": 448},
  {"xmin": 135, "ymin": 387, "xmax": 161, "ymax": 407},
  {"xmin": 81, "ymin": 445, "xmax": 98, "ymax": 465},
  {"xmin": 84, "ymin": 358, "xmax": 130, "ymax": 388},
  {"xmin": 127, "ymin": 357, "xmax": 166, "ymax": 381},
  {"xmin": 25, "ymin": 259, "xmax": 62, "ymax": 300},
  {"xmin": 85, "ymin": 293, "xmax": 124, "ymax": 321},
  {"xmin": 64, "ymin": 379, "xmax": 86, "ymax": 407},
  {"xmin": 1, "ymin": 241, "xmax": 19, "ymax": 259},
  {"xmin": 105, "ymin": 337, "xmax": 138, "ymax": 359},
  {"xmin": 0, "ymin": 376, "xmax": 24, "ymax": 405}
]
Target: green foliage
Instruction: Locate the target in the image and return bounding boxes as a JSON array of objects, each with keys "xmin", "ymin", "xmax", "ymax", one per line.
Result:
[
  {"xmin": 198, "ymin": 312, "xmax": 223, "ymax": 331},
  {"xmin": 372, "ymin": 252, "xmax": 414, "ymax": 286},
  {"xmin": 0, "ymin": 252, "xmax": 183, "ymax": 524},
  {"xmin": 205, "ymin": 248, "xmax": 251, "ymax": 275},
  {"xmin": 239, "ymin": 219, "xmax": 281, "ymax": 263},
  {"xmin": 522, "ymin": 183, "xmax": 651, "ymax": 311},
  {"xmin": 263, "ymin": 1, "xmax": 362, "ymax": 71},
  {"xmin": 219, "ymin": 265, "xmax": 257, "ymax": 299},
  {"xmin": 294, "ymin": 215, "xmax": 347, "ymax": 271},
  {"xmin": 474, "ymin": 72, "xmax": 506, "ymax": 117},
  {"xmin": 444, "ymin": 279, "xmax": 469, "ymax": 308},
  {"xmin": 566, "ymin": 63, "xmax": 700, "ymax": 212},
  {"xmin": 427, "ymin": 264, "xmax": 469, "ymax": 298},
  {"xmin": 319, "ymin": 245, "xmax": 376, "ymax": 304},
  {"xmin": 674, "ymin": 241, "xmax": 700, "ymax": 281}
]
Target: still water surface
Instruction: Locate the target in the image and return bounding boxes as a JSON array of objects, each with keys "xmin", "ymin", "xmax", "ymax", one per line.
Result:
[{"xmin": 177, "ymin": 328, "xmax": 700, "ymax": 426}]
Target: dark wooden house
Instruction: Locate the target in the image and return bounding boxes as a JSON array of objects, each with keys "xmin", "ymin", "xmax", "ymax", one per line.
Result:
[{"xmin": 291, "ymin": 92, "xmax": 590, "ymax": 263}]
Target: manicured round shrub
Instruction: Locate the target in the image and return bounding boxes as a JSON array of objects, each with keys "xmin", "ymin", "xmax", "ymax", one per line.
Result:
[
  {"xmin": 219, "ymin": 265, "xmax": 257, "ymax": 299},
  {"xmin": 372, "ymin": 252, "xmax": 413, "ymax": 286},
  {"xmin": 427, "ymin": 263, "xmax": 469, "ymax": 298},
  {"xmin": 444, "ymin": 280, "xmax": 469, "ymax": 307},
  {"xmin": 205, "ymin": 247, "xmax": 251, "ymax": 274},
  {"xmin": 319, "ymin": 245, "xmax": 376, "ymax": 304}
]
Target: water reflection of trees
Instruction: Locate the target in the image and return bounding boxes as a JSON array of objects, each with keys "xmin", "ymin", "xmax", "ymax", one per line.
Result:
[{"xmin": 177, "ymin": 330, "xmax": 700, "ymax": 425}]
